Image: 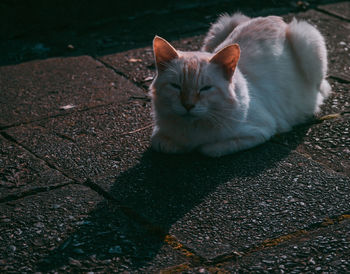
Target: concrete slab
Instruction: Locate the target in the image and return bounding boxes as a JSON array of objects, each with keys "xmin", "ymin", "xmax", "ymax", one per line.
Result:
[
  {"xmin": 0, "ymin": 185, "xmax": 104, "ymax": 272},
  {"xmin": 5, "ymin": 99, "xmax": 152, "ymax": 184},
  {"xmin": 0, "ymin": 134, "xmax": 72, "ymax": 201},
  {"xmin": 0, "ymin": 184, "xmax": 187, "ymax": 272},
  {"xmin": 273, "ymin": 115, "xmax": 350, "ymax": 175},
  {"xmin": 37, "ymin": 203, "xmax": 188, "ymax": 273},
  {"xmin": 318, "ymin": 1, "xmax": 350, "ymax": 21},
  {"xmin": 0, "ymin": 55, "xmax": 145, "ymax": 127}
]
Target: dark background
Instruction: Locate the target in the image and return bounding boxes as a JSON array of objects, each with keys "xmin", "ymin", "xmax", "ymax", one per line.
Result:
[{"xmin": 0, "ymin": 0, "xmax": 340, "ymax": 65}]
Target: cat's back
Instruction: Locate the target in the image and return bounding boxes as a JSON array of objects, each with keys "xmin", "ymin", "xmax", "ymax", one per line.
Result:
[
  {"xmin": 232, "ymin": 16, "xmax": 286, "ymax": 41},
  {"xmin": 217, "ymin": 16, "xmax": 288, "ymax": 59}
]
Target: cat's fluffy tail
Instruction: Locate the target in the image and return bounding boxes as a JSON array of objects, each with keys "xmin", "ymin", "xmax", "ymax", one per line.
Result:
[
  {"xmin": 202, "ymin": 13, "xmax": 250, "ymax": 52},
  {"xmin": 287, "ymin": 18, "xmax": 330, "ymax": 98}
]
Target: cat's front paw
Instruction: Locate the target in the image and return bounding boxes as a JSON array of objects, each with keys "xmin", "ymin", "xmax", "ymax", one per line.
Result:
[{"xmin": 151, "ymin": 134, "xmax": 186, "ymax": 154}]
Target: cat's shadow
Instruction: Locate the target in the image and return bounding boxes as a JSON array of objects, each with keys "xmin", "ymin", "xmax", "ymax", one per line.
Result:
[{"xmin": 37, "ymin": 125, "xmax": 310, "ymax": 271}]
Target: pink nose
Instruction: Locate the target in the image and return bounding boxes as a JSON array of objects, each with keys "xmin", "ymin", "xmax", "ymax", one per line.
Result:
[{"xmin": 183, "ymin": 103, "xmax": 195, "ymax": 111}]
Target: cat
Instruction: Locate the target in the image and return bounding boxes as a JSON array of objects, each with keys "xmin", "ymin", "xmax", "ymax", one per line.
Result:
[{"xmin": 149, "ymin": 13, "xmax": 331, "ymax": 157}]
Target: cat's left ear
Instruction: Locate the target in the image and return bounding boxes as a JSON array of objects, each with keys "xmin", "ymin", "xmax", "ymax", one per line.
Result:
[
  {"xmin": 210, "ymin": 44, "xmax": 240, "ymax": 82},
  {"xmin": 153, "ymin": 36, "xmax": 179, "ymax": 72}
]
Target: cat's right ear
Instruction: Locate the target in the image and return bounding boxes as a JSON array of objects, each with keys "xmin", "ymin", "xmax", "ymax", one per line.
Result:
[
  {"xmin": 210, "ymin": 44, "xmax": 240, "ymax": 82},
  {"xmin": 153, "ymin": 36, "xmax": 179, "ymax": 72}
]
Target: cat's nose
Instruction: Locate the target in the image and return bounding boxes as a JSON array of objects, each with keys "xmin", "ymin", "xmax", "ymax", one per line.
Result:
[{"xmin": 183, "ymin": 103, "xmax": 195, "ymax": 111}]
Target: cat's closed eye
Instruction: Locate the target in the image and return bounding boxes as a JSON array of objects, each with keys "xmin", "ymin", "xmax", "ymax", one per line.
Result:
[
  {"xmin": 170, "ymin": 83, "xmax": 181, "ymax": 90},
  {"xmin": 200, "ymin": 85, "xmax": 212, "ymax": 92}
]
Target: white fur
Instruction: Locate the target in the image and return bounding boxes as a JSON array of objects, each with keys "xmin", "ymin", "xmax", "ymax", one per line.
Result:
[
  {"xmin": 150, "ymin": 14, "xmax": 331, "ymax": 157},
  {"xmin": 202, "ymin": 12, "xmax": 250, "ymax": 52}
]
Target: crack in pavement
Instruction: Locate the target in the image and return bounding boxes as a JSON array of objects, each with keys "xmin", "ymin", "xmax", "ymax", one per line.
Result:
[
  {"xmin": 0, "ymin": 182, "xmax": 74, "ymax": 204},
  {"xmin": 329, "ymin": 75, "xmax": 350, "ymax": 84},
  {"xmin": 83, "ymin": 179, "xmax": 121, "ymax": 203},
  {"xmin": 316, "ymin": 6, "xmax": 350, "ymax": 23}
]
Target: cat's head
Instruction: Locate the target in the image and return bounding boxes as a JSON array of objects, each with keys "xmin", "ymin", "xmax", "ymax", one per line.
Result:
[{"xmin": 150, "ymin": 36, "xmax": 240, "ymax": 122}]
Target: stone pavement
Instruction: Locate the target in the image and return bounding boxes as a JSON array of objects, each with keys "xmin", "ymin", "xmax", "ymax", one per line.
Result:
[{"xmin": 1, "ymin": 1, "xmax": 349, "ymax": 273}]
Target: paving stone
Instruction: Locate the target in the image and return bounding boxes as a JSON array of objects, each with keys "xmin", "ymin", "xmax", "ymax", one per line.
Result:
[
  {"xmin": 5, "ymin": 98, "xmax": 152, "ymax": 185},
  {"xmin": 0, "ymin": 184, "xmax": 187, "ymax": 272},
  {"xmin": 273, "ymin": 114, "xmax": 350, "ymax": 175},
  {"xmin": 0, "ymin": 134, "xmax": 72, "ymax": 201},
  {"xmin": 318, "ymin": 1, "xmax": 350, "ymax": 21},
  {"xmin": 211, "ymin": 218, "xmax": 350, "ymax": 273},
  {"xmin": 0, "ymin": 185, "xmax": 104, "ymax": 272},
  {"xmin": 284, "ymin": 9, "xmax": 350, "ymax": 82},
  {"xmin": 0, "ymin": 55, "xmax": 144, "ymax": 127},
  {"xmin": 37, "ymin": 204, "xmax": 188, "ymax": 273}
]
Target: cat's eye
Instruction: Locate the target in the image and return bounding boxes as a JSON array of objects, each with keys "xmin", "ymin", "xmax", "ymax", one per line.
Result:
[
  {"xmin": 200, "ymin": 85, "xmax": 212, "ymax": 92},
  {"xmin": 170, "ymin": 83, "xmax": 181, "ymax": 90}
]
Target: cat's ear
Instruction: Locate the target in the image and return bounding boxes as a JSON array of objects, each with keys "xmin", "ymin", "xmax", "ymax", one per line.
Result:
[
  {"xmin": 210, "ymin": 44, "xmax": 240, "ymax": 82},
  {"xmin": 153, "ymin": 36, "xmax": 179, "ymax": 72}
]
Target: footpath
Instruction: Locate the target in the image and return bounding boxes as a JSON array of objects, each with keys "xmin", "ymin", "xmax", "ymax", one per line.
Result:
[{"xmin": 0, "ymin": 1, "xmax": 349, "ymax": 272}]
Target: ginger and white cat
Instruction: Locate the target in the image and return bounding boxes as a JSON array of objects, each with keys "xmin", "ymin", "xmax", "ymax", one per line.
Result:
[{"xmin": 150, "ymin": 13, "xmax": 331, "ymax": 157}]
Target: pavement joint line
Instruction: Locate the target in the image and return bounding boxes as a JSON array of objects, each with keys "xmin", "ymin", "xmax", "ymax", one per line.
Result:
[
  {"xmin": 316, "ymin": 6, "xmax": 350, "ymax": 22},
  {"xmin": 240, "ymin": 213, "xmax": 350, "ymax": 254},
  {"xmin": 0, "ymin": 101, "xmax": 116, "ymax": 131},
  {"xmin": 0, "ymin": 131, "xmax": 81, "ymax": 184},
  {"xmin": 54, "ymin": 131, "xmax": 76, "ymax": 143},
  {"xmin": 163, "ymin": 234, "xmax": 206, "ymax": 263},
  {"xmin": 0, "ymin": 182, "xmax": 74, "ymax": 204},
  {"xmin": 329, "ymin": 75, "xmax": 350, "ymax": 84},
  {"xmin": 83, "ymin": 179, "xmax": 122, "ymax": 203},
  {"xmin": 92, "ymin": 56, "xmax": 148, "ymax": 91},
  {"xmin": 160, "ymin": 213, "xmax": 350, "ymax": 272}
]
